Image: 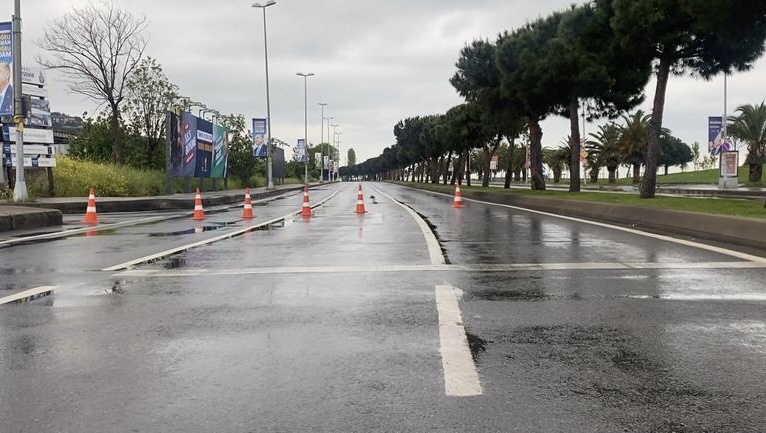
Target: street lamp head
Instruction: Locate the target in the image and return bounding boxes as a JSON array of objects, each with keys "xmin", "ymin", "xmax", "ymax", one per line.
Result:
[
  {"xmin": 252, "ymin": 0, "xmax": 276, "ymax": 8},
  {"xmin": 296, "ymin": 72, "xmax": 315, "ymax": 77}
]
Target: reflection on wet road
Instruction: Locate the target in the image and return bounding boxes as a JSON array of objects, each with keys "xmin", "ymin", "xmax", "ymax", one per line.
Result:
[{"xmin": 1, "ymin": 182, "xmax": 765, "ymax": 432}]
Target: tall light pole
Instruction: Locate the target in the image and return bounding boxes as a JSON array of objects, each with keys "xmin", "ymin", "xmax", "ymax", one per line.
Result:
[
  {"xmin": 253, "ymin": 1, "xmax": 276, "ymax": 189},
  {"xmin": 322, "ymin": 115, "xmax": 334, "ymax": 181},
  {"xmin": 297, "ymin": 72, "xmax": 314, "ymax": 185},
  {"xmin": 331, "ymin": 124, "xmax": 340, "ymax": 181},
  {"xmin": 317, "ymin": 103, "xmax": 327, "ymax": 183},
  {"xmin": 12, "ymin": 0, "xmax": 26, "ymax": 201}
]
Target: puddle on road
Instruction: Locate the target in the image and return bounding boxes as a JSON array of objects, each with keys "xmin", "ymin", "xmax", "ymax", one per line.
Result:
[
  {"xmin": 163, "ymin": 257, "xmax": 187, "ymax": 269},
  {"xmin": 148, "ymin": 221, "xmax": 239, "ymax": 237},
  {"xmin": 466, "ymin": 288, "xmax": 551, "ymax": 302}
]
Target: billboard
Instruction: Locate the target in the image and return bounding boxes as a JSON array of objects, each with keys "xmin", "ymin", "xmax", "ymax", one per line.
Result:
[
  {"xmin": 252, "ymin": 117, "xmax": 267, "ymax": 158},
  {"xmin": 708, "ymin": 116, "xmax": 731, "ymax": 155},
  {"xmin": 168, "ymin": 111, "xmax": 228, "ymax": 178},
  {"xmin": 273, "ymin": 146, "xmax": 286, "ymax": 179},
  {"xmin": 26, "ymin": 98, "xmax": 52, "ymax": 128},
  {"xmin": 195, "ymin": 118, "xmax": 213, "ymax": 178},
  {"xmin": 0, "ymin": 22, "xmax": 13, "ymax": 118},
  {"xmin": 211, "ymin": 124, "xmax": 228, "ymax": 178}
]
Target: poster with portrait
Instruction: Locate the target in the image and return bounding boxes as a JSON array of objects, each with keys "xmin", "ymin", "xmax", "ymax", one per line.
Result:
[
  {"xmin": 0, "ymin": 22, "xmax": 14, "ymax": 118},
  {"xmin": 181, "ymin": 112, "xmax": 198, "ymax": 177},
  {"xmin": 167, "ymin": 111, "xmax": 184, "ymax": 176},
  {"xmin": 252, "ymin": 117, "xmax": 267, "ymax": 158}
]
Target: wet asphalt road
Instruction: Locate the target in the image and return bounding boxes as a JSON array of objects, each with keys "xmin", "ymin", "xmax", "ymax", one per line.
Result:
[{"xmin": 1, "ymin": 182, "xmax": 765, "ymax": 433}]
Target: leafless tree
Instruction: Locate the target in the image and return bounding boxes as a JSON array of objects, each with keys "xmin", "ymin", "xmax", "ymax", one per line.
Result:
[{"xmin": 37, "ymin": 1, "xmax": 148, "ymax": 165}]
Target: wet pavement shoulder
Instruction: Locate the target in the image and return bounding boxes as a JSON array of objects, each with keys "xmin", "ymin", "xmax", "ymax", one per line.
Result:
[{"xmin": 390, "ymin": 182, "xmax": 766, "ymax": 252}]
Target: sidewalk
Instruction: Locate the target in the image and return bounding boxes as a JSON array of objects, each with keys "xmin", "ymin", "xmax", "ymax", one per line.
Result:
[
  {"xmin": 0, "ymin": 182, "xmax": 312, "ymax": 232},
  {"xmin": 490, "ymin": 180, "xmax": 766, "ymax": 199}
]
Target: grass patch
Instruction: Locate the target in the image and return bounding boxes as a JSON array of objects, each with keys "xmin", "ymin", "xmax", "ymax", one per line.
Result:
[
  {"xmin": 590, "ymin": 164, "xmax": 766, "ymax": 186},
  {"xmin": 25, "ymin": 157, "xmax": 249, "ymax": 198}
]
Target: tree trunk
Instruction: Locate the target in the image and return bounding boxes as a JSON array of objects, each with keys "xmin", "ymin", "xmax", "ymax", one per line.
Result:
[
  {"xmin": 504, "ymin": 138, "xmax": 514, "ymax": 189},
  {"xmin": 632, "ymin": 163, "xmax": 641, "ymax": 184},
  {"xmin": 569, "ymin": 98, "xmax": 581, "ymax": 192},
  {"xmin": 110, "ymin": 102, "xmax": 124, "ymax": 165},
  {"xmin": 664, "ymin": 165, "xmax": 669, "ymax": 176},
  {"xmin": 464, "ymin": 150, "xmax": 472, "ymax": 187},
  {"xmin": 453, "ymin": 153, "xmax": 464, "ymax": 185},
  {"xmin": 750, "ymin": 163, "xmax": 763, "ymax": 182},
  {"xmin": 608, "ymin": 166, "xmax": 617, "ymax": 184},
  {"xmin": 443, "ymin": 152, "xmax": 452, "ymax": 184},
  {"xmin": 589, "ymin": 166, "xmax": 599, "ymax": 183},
  {"xmin": 641, "ymin": 54, "xmax": 673, "ymax": 198},
  {"xmin": 528, "ymin": 120, "xmax": 546, "ymax": 190},
  {"xmin": 553, "ymin": 167, "xmax": 562, "ymax": 183}
]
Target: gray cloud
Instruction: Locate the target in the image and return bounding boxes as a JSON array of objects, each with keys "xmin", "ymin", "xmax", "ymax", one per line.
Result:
[{"xmin": 3, "ymin": 0, "xmax": 764, "ymax": 163}]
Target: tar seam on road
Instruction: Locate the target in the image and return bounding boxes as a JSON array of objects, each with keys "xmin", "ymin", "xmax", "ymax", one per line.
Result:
[
  {"xmin": 396, "ymin": 184, "xmax": 766, "ymax": 266},
  {"xmin": 371, "ymin": 185, "xmax": 446, "ymax": 266},
  {"xmin": 111, "ymin": 261, "xmax": 766, "ymax": 278},
  {"xmin": 435, "ymin": 285, "xmax": 482, "ymax": 397},
  {"xmin": 102, "ymin": 190, "xmax": 339, "ymax": 272}
]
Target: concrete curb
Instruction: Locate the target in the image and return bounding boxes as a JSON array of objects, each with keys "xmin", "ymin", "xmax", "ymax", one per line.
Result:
[
  {"xmin": 0, "ymin": 206, "xmax": 63, "ymax": 232},
  {"xmin": 12, "ymin": 185, "xmax": 307, "ymax": 214},
  {"xmin": 393, "ymin": 182, "xmax": 766, "ymax": 251}
]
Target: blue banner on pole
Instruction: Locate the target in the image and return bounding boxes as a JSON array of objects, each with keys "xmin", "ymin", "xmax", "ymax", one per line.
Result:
[
  {"xmin": 708, "ymin": 116, "xmax": 731, "ymax": 155},
  {"xmin": 252, "ymin": 118, "xmax": 268, "ymax": 158},
  {"xmin": 296, "ymin": 138, "xmax": 307, "ymax": 162},
  {"xmin": 0, "ymin": 21, "xmax": 14, "ymax": 118}
]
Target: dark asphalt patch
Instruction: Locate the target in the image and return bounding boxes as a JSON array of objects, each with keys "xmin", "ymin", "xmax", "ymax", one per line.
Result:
[
  {"xmin": 465, "ymin": 288, "xmax": 551, "ymax": 302},
  {"xmin": 494, "ymin": 324, "xmax": 751, "ymax": 432},
  {"xmin": 466, "ymin": 332, "xmax": 487, "ymax": 361}
]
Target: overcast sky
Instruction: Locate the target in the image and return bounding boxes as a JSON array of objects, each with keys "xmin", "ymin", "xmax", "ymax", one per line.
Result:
[{"xmin": 3, "ymin": 0, "xmax": 765, "ymax": 164}]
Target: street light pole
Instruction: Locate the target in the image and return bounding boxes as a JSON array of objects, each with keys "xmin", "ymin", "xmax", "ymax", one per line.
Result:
[
  {"xmin": 297, "ymin": 73, "xmax": 314, "ymax": 185},
  {"xmin": 253, "ymin": 1, "xmax": 276, "ymax": 189},
  {"xmin": 12, "ymin": 0, "xmax": 26, "ymax": 201},
  {"xmin": 317, "ymin": 103, "xmax": 327, "ymax": 183},
  {"xmin": 331, "ymin": 124, "xmax": 339, "ymax": 181}
]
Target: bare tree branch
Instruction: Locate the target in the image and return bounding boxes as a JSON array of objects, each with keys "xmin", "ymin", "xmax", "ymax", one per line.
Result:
[{"xmin": 37, "ymin": 0, "xmax": 147, "ymax": 164}]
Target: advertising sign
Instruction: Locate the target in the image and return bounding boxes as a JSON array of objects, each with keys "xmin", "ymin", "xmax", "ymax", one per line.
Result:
[
  {"xmin": 0, "ymin": 22, "xmax": 13, "ymax": 117},
  {"xmin": 708, "ymin": 116, "xmax": 731, "ymax": 155},
  {"xmin": 720, "ymin": 151, "xmax": 738, "ymax": 178},
  {"xmin": 490, "ymin": 155, "xmax": 498, "ymax": 170},
  {"xmin": 211, "ymin": 124, "xmax": 228, "ymax": 178},
  {"xmin": 181, "ymin": 112, "xmax": 197, "ymax": 177},
  {"xmin": 194, "ymin": 118, "xmax": 213, "ymax": 178},
  {"xmin": 315, "ymin": 152, "xmax": 322, "ymax": 169},
  {"xmin": 252, "ymin": 118, "xmax": 267, "ymax": 158},
  {"xmin": 26, "ymin": 98, "xmax": 52, "ymax": 128},
  {"xmin": 22, "ymin": 84, "xmax": 47, "ymax": 98},
  {"xmin": 273, "ymin": 147, "xmax": 286, "ymax": 179},
  {"xmin": 4, "ymin": 155, "xmax": 56, "ymax": 168},
  {"xmin": 323, "ymin": 155, "xmax": 329, "ymax": 170},
  {"xmin": 21, "ymin": 66, "xmax": 46, "ymax": 86},
  {"xmin": 168, "ymin": 111, "xmax": 184, "ymax": 176},
  {"xmin": 3, "ymin": 143, "xmax": 55, "ymax": 155},
  {"xmin": 296, "ymin": 138, "xmax": 307, "ymax": 162}
]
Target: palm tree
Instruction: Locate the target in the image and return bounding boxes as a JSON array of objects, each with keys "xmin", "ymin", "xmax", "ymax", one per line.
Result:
[
  {"xmin": 615, "ymin": 111, "xmax": 651, "ymax": 184},
  {"xmin": 544, "ymin": 142, "xmax": 571, "ymax": 183},
  {"xmin": 727, "ymin": 101, "xmax": 766, "ymax": 182},
  {"xmin": 586, "ymin": 123, "xmax": 622, "ymax": 183}
]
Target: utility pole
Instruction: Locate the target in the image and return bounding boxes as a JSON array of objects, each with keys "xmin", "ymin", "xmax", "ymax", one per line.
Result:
[{"xmin": 12, "ymin": 0, "xmax": 27, "ymax": 201}]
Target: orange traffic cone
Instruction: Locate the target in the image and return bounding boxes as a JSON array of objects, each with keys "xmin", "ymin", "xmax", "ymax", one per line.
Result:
[
  {"xmin": 453, "ymin": 182, "xmax": 465, "ymax": 208},
  {"xmin": 83, "ymin": 187, "xmax": 98, "ymax": 224},
  {"xmin": 242, "ymin": 188, "xmax": 254, "ymax": 219},
  {"xmin": 193, "ymin": 188, "xmax": 205, "ymax": 221},
  {"xmin": 301, "ymin": 186, "xmax": 312, "ymax": 218},
  {"xmin": 355, "ymin": 184, "xmax": 367, "ymax": 214}
]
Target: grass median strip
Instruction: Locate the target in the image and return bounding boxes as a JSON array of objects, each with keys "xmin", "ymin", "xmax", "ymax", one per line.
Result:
[{"xmin": 393, "ymin": 182, "xmax": 766, "ymax": 220}]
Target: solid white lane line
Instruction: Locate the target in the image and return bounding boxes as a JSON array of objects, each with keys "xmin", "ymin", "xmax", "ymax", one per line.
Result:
[
  {"xmin": 392, "ymin": 184, "xmax": 766, "ymax": 265},
  {"xmin": 0, "ymin": 286, "xmax": 56, "ymax": 305},
  {"xmin": 372, "ymin": 186, "xmax": 445, "ymax": 265},
  {"xmin": 630, "ymin": 294, "xmax": 766, "ymax": 301},
  {"xmin": 102, "ymin": 190, "xmax": 339, "ymax": 272},
  {"xmin": 435, "ymin": 285, "xmax": 482, "ymax": 397},
  {"xmin": 111, "ymin": 261, "xmax": 766, "ymax": 278}
]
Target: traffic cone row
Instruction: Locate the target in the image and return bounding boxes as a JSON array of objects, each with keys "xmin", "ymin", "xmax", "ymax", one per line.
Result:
[
  {"xmin": 355, "ymin": 184, "xmax": 367, "ymax": 214},
  {"xmin": 242, "ymin": 188, "xmax": 254, "ymax": 219},
  {"xmin": 83, "ymin": 187, "xmax": 98, "ymax": 224},
  {"xmin": 193, "ymin": 188, "xmax": 205, "ymax": 220},
  {"xmin": 453, "ymin": 182, "xmax": 464, "ymax": 208},
  {"xmin": 301, "ymin": 186, "xmax": 312, "ymax": 218}
]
